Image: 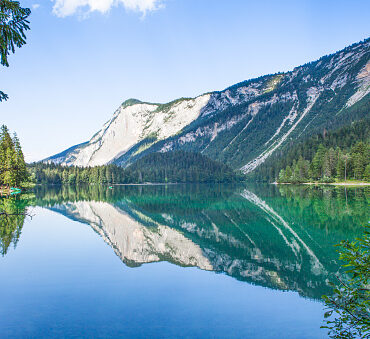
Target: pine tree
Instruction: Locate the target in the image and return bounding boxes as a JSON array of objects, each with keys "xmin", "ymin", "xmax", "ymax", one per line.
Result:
[
  {"xmin": 327, "ymin": 148, "xmax": 337, "ymax": 176},
  {"xmin": 292, "ymin": 161, "xmax": 300, "ymax": 183},
  {"xmin": 297, "ymin": 156, "xmax": 308, "ymax": 182},
  {"xmin": 364, "ymin": 164, "xmax": 370, "ymax": 181},
  {"xmin": 0, "ymin": 128, "xmax": 6, "ymax": 185},
  {"xmin": 3, "ymin": 146, "xmax": 17, "ymax": 187},
  {"xmin": 351, "ymin": 142, "xmax": 366, "ymax": 180},
  {"xmin": 12, "ymin": 133, "xmax": 27, "ymax": 186},
  {"xmin": 62, "ymin": 169, "xmax": 69, "ymax": 183},
  {"xmin": 0, "ymin": 125, "xmax": 16, "ymax": 186},
  {"xmin": 336, "ymin": 149, "xmax": 345, "ymax": 180},
  {"xmin": 312, "ymin": 144, "xmax": 326, "ymax": 180},
  {"xmin": 342, "ymin": 154, "xmax": 351, "ymax": 182},
  {"xmin": 285, "ymin": 166, "xmax": 292, "ymax": 182},
  {"xmin": 323, "ymin": 152, "xmax": 331, "ymax": 179},
  {"xmin": 105, "ymin": 167, "xmax": 112, "ymax": 184},
  {"xmin": 278, "ymin": 169, "xmax": 285, "ymax": 182}
]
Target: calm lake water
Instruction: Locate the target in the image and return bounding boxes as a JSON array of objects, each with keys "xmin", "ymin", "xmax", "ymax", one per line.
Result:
[{"xmin": 0, "ymin": 184, "xmax": 368, "ymax": 338}]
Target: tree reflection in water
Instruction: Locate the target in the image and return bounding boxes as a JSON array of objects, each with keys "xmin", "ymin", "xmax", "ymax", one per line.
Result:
[{"xmin": 0, "ymin": 195, "xmax": 31, "ymax": 256}]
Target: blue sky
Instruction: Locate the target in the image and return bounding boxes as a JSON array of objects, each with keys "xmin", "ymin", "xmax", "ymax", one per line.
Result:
[{"xmin": 1, "ymin": 0, "xmax": 369, "ymax": 161}]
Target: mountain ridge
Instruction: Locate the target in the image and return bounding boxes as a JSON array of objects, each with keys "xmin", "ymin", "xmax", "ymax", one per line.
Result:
[{"xmin": 44, "ymin": 38, "xmax": 370, "ymax": 172}]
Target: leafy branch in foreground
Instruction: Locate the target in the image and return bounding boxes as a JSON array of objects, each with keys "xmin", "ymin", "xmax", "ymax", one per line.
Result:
[
  {"xmin": 0, "ymin": 0, "xmax": 31, "ymax": 101},
  {"xmin": 322, "ymin": 226, "xmax": 370, "ymax": 338},
  {"xmin": 0, "ymin": 90, "xmax": 8, "ymax": 101}
]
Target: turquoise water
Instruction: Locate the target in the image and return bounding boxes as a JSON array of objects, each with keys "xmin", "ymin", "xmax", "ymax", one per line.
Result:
[{"xmin": 0, "ymin": 184, "xmax": 368, "ymax": 338}]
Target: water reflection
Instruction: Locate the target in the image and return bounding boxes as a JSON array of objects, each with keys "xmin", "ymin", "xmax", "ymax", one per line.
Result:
[
  {"xmin": 2, "ymin": 184, "xmax": 368, "ymax": 300},
  {"xmin": 0, "ymin": 195, "xmax": 30, "ymax": 256}
]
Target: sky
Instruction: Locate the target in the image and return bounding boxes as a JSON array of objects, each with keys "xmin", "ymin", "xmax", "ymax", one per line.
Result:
[{"xmin": 1, "ymin": 0, "xmax": 369, "ymax": 162}]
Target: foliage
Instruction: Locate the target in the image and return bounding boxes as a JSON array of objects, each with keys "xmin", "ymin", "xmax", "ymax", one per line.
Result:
[
  {"xmin": 121, "ymin": 98, "xmax": 143, "ymax": 108},
  {"xmin": 0, "ymin": 125, "xmax": 28, "ymax": 188},
  {"xmin": 125, "ymin": 151, "xmax": 244, "ymax": 183},
  {"xmin": 29, "ymin": 151, "xmax": 244, "ymax": 185},
  {"xmin": 252, "ymin": 117, "xmax": 370, "ymax": 183},
  {"xmin": 277, "ymin": 140, "xmax": 369, "ymax": 183},
  {"xmin": 322, "ymin": 227, "xmax": 370, "ymax": 338},
  {"xmin": 0, "ymin": 194, "xmax": 28, "ymax": 255},
  {"xmin": 153, "ymin": 97, "xmax": 192, "ymax": 113},
  {"xmin": 0, "ymin": 0, "xmax": 31, "ymax": 101}
]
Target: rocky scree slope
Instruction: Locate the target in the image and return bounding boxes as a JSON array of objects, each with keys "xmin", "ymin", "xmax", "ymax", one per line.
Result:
[{"xmin": 45, "ymin": 39, "xmax": 370, "ymax": 172}]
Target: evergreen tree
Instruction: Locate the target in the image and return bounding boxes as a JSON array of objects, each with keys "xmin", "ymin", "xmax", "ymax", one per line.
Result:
[
  {"xmin": 336, "ymin": 149, "xmax": 345, "ymax": 180},
  {"xmin": 4, "ymin": 146, "xmax": 16, "ymax": 186},
  {"xmin": 351, "ymin": 142, "xmax": 367, "ymax": 180},
  {"xmin": 278, "ymin": 169, "xmax": 285, "ymax": 182},
  {"xmin": 285, "ymin": 166, "xmax": 292, "ymax": 182},
  {"xmin": 297, "ymin": 156, "xmax": 309, "ymax": 182},
  {"xmin": 364, "ymin": 164, "xmax": 370, "ymax": 181},
  {"xmin": 323, "ymin": 153, "xmax": 332, "ymax": 179},
  {"xmin": 343, "ymin": 153, "xmax": 351, "ymax": 182},
  {"xmin": 12, "ymin": 133, "xmax": 27, "ymax": 186},
  {"xmin": 0, "ymin": 126, "xmax": 29, "ymax": 188},
  {"xmin": 312, "ymin": 144, "xmax": 326, "ymax": 180},
  {"xmin": 0, "ymin": 125, "xmax": 16, "ymax": 186}
]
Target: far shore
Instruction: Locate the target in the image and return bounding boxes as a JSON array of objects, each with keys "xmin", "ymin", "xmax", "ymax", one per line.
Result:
[
  {"xmin": 272, "ymin": 181, "xmax": 370, "ymax": 186},
  {"xmin": 112, "ymin": 182, "xmax": 179, "ymax": 186}
]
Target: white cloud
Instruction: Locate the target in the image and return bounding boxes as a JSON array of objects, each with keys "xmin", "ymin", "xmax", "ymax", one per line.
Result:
[
  {"xmin": 52, "ymin": 0, "xmax": 164, "ymax": 17},
  {"xmin": 32, "ymin": 3, "xmax": 40, "ymax": 9}
]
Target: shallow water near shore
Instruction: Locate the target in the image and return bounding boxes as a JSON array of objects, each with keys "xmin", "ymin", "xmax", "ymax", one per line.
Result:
[{"xmin": 0, "ymin": 184, "xmax": 368, "ymax": 338}]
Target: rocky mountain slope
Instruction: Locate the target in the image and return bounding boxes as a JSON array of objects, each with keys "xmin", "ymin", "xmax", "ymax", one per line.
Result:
[{"xmin": 45, "ymin": 39, "xmax": 370, "ymax": 172}]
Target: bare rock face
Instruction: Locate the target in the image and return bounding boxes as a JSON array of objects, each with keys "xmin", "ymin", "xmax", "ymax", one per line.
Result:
[{"xmin": 45, "ymin": 39, "xmax": 370, "ymax": 172}]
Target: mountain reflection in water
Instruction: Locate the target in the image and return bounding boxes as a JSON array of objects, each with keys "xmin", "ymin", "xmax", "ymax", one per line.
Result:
[{"xmin": 2, "ymin": 184, "xmax": 368, "ymax": 300}]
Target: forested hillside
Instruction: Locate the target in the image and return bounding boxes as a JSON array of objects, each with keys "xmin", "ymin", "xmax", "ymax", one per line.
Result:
[
  {"xmin": 30, "ymin": 151, "xmax": 242, "ymax": 184},
  {"xmin": 249, "ymin": 118, "xmax": 370, "ymax": 182},
  {"xmin": 125, "ymin": 151, "xmax": 242, "ymax": 183}
]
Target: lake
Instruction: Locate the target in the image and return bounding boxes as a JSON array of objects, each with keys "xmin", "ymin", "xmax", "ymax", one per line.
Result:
[{"xmin": 0, "ymin": 184, "xmax": 368, "ymax": 338}]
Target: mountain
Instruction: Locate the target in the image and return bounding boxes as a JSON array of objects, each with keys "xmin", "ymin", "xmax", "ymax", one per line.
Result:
[{"xmin": 44, "ymin": 39, "xmax": 370, "ymax": 172}]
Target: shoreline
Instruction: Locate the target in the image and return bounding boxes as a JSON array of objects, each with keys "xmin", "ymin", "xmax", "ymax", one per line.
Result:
[
  {"xmin": 272, "ymin": 182, "xmax": 370, "ymax": 186},
  {"xmin": 325, "ymin": 182, "xmax": 370, "ymax": 186},
  {"xmin": 112, "ymin": 182, "xmax": 180, "ymax": 186}
]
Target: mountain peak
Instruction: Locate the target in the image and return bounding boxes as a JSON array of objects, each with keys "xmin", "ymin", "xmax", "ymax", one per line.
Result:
[{"xmin": 121, "ymin": 98, "xmax": 143, "ymax": 108}]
